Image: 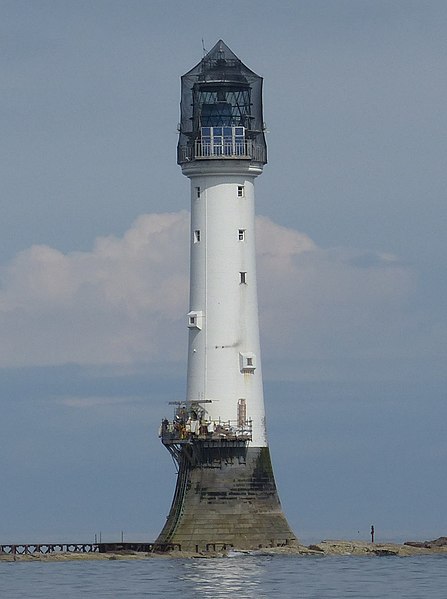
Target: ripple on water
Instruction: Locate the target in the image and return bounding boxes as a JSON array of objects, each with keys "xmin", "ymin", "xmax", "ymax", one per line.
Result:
[{"xmin": 1, "ymin": 554, "xmax": 447, "ymax": 598}]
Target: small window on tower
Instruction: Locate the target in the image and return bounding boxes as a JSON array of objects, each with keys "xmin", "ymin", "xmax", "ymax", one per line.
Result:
[
  {"xmin": 238, "ymin": 229, "xmax": 245, "ymax": 241},
  {"xmin": 196, "ymin": 187, "xmax": 201, "ymax": 198},
  {"xmin": 194, "ymin": 230, "xmax": 201, "ymax": 243},
  {"xmin": 187, "ymin": 311, "xmax": 203, "ymax": 330},
  {"xmin": 240, "ymin": 272, "xmax": 247, "ymax": 284},
  {"xmin": 239, "ymin": 352, "xmax": 256, "ymax": 373},
  {"xmin": 237, "ymin": 186, "xmax": 244, "ymax": 197}
]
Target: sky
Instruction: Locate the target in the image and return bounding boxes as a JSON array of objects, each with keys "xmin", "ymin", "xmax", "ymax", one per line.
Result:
[{"xmin": 1, "ymin": 0, "xmax": 446, "ymax": 544}]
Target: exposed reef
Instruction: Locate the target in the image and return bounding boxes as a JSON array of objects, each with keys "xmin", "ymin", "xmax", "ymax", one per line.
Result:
[
  {"xmin": 307, "ymin": 538, "xmax": 447, "ymax": 557},
  {"xmin": 2, "ymin": 537, "xmax": 447, "ymax": 561}
]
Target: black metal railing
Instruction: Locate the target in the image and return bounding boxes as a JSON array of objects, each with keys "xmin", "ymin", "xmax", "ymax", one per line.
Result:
[{"xmin": 0, "ymin": 542, "xmax": 182, "ymax": 556}]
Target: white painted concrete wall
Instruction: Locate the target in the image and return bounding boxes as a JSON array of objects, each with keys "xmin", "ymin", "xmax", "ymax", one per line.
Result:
[{"xmin": 182, "ymin": 161, "xmax": 267, "ymax": 447}]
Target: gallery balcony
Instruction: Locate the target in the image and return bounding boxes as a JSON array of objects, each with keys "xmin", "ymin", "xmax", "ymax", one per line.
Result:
[{"xmin": 178, "ymin": 140, "xmax": 266, "ymax": 164}]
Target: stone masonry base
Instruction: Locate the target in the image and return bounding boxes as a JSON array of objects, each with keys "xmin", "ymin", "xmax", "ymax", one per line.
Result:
[{"xmin": 155, "ymin": 444, "xmax": 297, "ymax": 552}]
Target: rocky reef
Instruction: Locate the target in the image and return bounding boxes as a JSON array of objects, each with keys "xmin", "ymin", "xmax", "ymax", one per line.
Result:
[{"xmin": 2, "ymin": 537, "xmax": 447, "ymax": 561}]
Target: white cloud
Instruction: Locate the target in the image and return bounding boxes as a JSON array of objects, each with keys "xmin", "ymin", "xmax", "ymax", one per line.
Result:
[
  {"xmin": 0, "ymin": 212, "xmax": 189, "ymax": 367},
  {"xmin": 257, "ymin": 220, "xmax": 414, "ymax": 369},
  {"xmin": 0, "ymin": 211, "xmax": 417, "ymax": 373}
]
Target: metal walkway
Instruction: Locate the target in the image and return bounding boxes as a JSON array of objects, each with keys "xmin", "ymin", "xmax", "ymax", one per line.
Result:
[{"xmin": 0, "ymin": 542, "xmax": 181, "ymax": 556}]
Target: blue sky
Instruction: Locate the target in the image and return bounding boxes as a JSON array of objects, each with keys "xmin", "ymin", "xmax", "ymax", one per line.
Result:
[{"xmin": 1, "ymin": 0, "xmax": 446, "ymax": 543}]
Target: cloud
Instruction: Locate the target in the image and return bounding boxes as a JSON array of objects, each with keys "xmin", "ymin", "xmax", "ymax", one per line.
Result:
[
  {"xmin": 0, "ymin": 212, "xmax": 189, "ymax": 367},
  {"xmin": 255, "ymin": 217, "xmax": 419, "ymax": 380},
  {"xmin": 0, "ymin": 211, "xmax": 417, "ymax": 373}
]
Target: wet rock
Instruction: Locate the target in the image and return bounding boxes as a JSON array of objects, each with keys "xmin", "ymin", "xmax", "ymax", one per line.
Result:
[
  {"xmin": 404, "ymin": 536, "xmax": 447, "ymax": 549},
  {"xmin": 372, "ymin": 548, "xmax": 398, "ymax": 556},
  {"xmin": 426, "ymin": 536, "xmax": 447, "ymax": 548},
  {"xmin": 307, "ymin": 540, "xmax": 434, "ymax": 557}
]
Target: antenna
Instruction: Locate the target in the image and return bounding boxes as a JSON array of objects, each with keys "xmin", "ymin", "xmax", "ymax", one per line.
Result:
[{"xmin": 201, "ymin": 38, "xmax": 207, "ymax": 57}]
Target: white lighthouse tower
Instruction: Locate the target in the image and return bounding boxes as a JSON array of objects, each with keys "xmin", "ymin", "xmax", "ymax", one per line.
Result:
[{"xmin": 156, "ymin": 41, "xmax": 296, "ymax": 552}]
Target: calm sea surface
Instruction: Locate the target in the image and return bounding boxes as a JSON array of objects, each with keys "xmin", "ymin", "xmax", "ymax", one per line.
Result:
[{"xmin": 1, "ymin": 554, "xmax": 446, "ymax": 598}]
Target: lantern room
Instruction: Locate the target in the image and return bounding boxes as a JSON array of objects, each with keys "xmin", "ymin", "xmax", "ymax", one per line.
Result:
[{"xmin": 177, "ymin": 40, "xmax": 267, "ymax": 165}]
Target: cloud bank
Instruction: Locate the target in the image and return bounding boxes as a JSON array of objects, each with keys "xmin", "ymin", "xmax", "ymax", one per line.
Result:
[
  {"xmin": 0, "ymin": 212, "xmax": 415, "ymax": 375},
  {"xmin": 0, "ymin": 212, "xmax": 189, "ymax": 367}
]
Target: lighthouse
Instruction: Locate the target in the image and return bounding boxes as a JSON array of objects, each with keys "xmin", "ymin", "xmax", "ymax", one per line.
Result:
[{"xmin": 156, "ymin": 40, "xmax": 296, "ymax": 552}]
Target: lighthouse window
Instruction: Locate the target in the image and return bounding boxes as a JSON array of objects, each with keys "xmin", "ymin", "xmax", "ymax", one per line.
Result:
[
  {"xmin": 194, "ymin": 230, "xmax": 201, "ymax": 243},
  {"xmin": 199, "ymin": 126, "xmax": 246, "ymax": 157},
  {"xmin": 187, "ymin": 310, "xmax": 203, "ymax": 330},
  {"xmin": 223, "ymin": 127, "xmax": 232, "ymax": 153},
  {"xmin": 240, "ymin": 352, "xmax": 256, "ymax": 372},
  {"xmin": 240, "ymin": 272, "xmax": 247, "ymax": 284},
  {"xmin": 237, "ymin": 186, "xmax": 244, "ymax": 197},
  {"xmin": 213, "ymin": 135, "xmax": 223, "ymax": 155},
  {"xmin": 196, "ymin": 187, "xmax": 201, "ymax": 198},
  {"xmin": 238, "ymin": 229, "xmax": 245, "ymax": 241}
]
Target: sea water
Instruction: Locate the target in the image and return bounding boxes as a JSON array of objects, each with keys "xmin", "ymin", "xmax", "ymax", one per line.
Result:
[{"xmin": 1, "ymin": 554, "xmax": 446, "ymax": 598}]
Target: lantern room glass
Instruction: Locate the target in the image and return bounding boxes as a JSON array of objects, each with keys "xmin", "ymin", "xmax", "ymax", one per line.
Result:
[{"xmin": 177, "ymin": 40, "xmax": 267, "ymax": 165}]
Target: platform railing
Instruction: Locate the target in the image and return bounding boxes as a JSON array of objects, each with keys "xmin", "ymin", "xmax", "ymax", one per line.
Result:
[
  {"xmin": 178, "ymin": 140, "xmax": 266, "ymax": 164},
  {"xmin": 160, "ymin": 418, "xmax": 253, "ymax": 444}
]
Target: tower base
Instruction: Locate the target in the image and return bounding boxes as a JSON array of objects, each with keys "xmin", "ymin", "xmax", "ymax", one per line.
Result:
[{"xmin": 156, "ymin": 442, "xmax": 297, "ymax": 552}]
